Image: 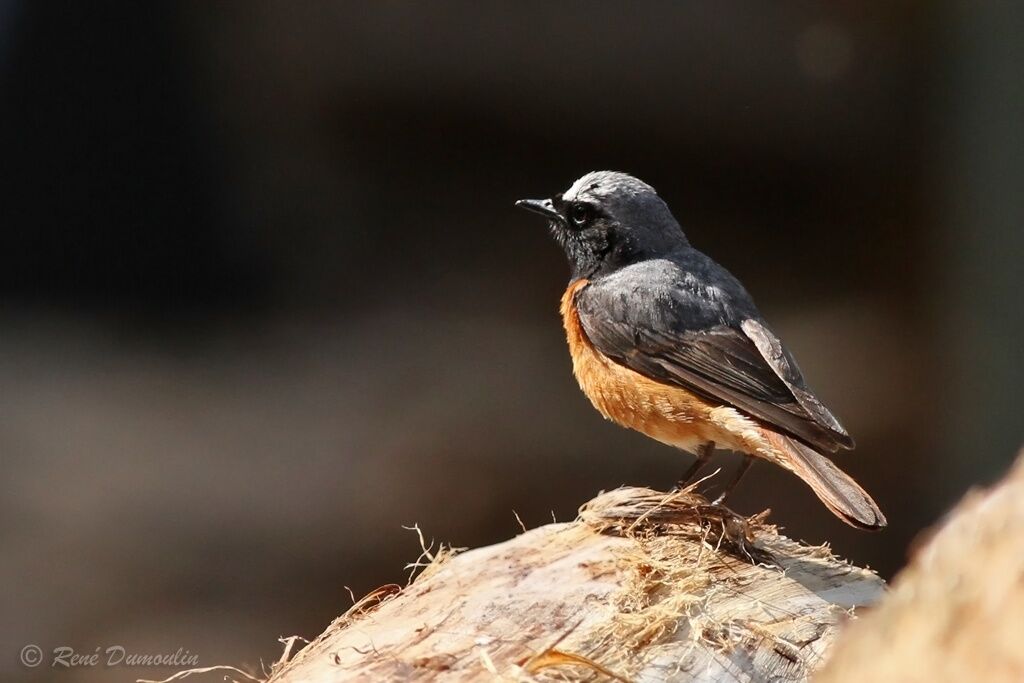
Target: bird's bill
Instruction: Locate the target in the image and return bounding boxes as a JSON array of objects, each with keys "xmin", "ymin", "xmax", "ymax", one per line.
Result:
[{"xmin": 515, "ymin": 198, "xmax": 562, "ymax": 222}]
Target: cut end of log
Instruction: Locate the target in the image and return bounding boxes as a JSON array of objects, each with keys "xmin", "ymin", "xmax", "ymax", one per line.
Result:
[{"xmin": 262, "ymin": 487, "xmax": 884, "ymax": 683}]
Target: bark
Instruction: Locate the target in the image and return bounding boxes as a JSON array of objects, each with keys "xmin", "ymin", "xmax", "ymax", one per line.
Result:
[{"xmin": 265, "ymin": 488, "xmax": 884, "ymax": 683}]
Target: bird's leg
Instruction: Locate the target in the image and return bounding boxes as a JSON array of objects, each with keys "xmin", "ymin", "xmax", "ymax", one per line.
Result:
[
  {"xmin": 713, "ymin": 455, "xmax": 754, "ymax": 505},
  {"xmin": 675, "ymin": 441, "xmax": 715, "ymax": 491}
]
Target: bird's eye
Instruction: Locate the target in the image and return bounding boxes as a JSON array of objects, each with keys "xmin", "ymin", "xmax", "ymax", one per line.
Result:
[{"xmin": 570, "ymin": 203, "xmax": 590, "ymax": 226}]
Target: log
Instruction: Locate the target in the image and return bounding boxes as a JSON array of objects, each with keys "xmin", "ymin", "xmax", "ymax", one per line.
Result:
[
  {"xmin": 816, "ymin": 451, "xmax": 1024, "ymax": 683},
  {"xmin": 264, "ymin": 488, "xmax": 884, "ymax": 683}
]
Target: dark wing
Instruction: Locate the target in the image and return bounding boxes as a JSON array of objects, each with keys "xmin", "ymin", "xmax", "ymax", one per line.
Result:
[{"xmin": 575, "ymin": 274, "xmax": 854, "ymax": 453}]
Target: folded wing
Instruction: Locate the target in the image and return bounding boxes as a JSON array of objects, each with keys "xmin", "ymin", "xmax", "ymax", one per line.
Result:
[{"xmin": 575, "ymin": 279, "xmax": 854, "ymax": 454}]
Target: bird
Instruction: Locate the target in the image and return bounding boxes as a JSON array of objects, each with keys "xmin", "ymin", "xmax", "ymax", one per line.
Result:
[{"xmin": 516, "ymin": 171, "xmax": 885, "ymax": 530}]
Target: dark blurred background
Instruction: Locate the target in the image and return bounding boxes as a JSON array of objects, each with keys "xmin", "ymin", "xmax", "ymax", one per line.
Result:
[{"xmin": 2, "ymin": 2, "xmax": 1022, "ymax": 681}]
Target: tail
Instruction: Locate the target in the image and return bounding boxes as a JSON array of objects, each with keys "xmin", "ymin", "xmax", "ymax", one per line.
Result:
[{"xmin": 765, "ymin": 432, "xmax": 887, "ymax": 530}]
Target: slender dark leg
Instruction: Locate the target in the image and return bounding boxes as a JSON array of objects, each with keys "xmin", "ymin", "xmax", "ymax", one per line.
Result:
[
  {"xmin": 713, "ymin": 455, "xmax": 754, "ymax": 504},
  {"xmin": 675, "ymin": 441, "xmax": 715, "ymax": 490}
]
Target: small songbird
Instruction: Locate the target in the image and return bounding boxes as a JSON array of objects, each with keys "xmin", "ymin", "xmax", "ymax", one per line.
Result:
[{"xmin": 517, "ymin": 171, "xmax": 885, "ymax": 530}]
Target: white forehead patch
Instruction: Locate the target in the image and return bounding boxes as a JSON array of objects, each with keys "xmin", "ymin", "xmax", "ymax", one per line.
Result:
[{"xmin": 562, "ymin": 171, "xmax": 658, "ymax": 203}]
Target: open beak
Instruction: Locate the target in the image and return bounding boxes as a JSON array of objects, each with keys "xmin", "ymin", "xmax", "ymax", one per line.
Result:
[{"xmin": 515, "ymin": 198, "xmax": 562, "ymax": 222}]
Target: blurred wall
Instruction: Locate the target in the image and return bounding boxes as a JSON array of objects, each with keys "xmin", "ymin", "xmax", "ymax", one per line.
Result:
[{"xmin": 1, "ymin": 2, "xmax": 1021, "ymax": 681}]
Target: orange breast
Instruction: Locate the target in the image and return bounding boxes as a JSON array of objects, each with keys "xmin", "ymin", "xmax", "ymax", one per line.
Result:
[{"xmin": 560, "ymin": 280, "xmax": 723, "ymax": 453}]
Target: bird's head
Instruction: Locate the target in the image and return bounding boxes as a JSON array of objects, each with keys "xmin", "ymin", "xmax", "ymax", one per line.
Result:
[{"xmin": 517, "ymin": 171, "xmax": 688, "ymax": 281}]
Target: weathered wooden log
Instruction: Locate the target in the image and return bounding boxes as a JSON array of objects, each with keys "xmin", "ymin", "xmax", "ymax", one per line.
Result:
[{"xmin": 265, "ymin": 488, "xmax": 884, "ymax": 682}]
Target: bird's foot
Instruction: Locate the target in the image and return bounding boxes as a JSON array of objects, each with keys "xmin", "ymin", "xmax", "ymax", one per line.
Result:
[{"xmin": 696, "ymin": 502, "xmax": 776, "ymax": 566}]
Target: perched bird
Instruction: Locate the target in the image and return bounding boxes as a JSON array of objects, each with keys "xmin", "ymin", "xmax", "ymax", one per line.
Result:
[{"xmin": 517, "ymin": 171, "xmax": 885, "ymax": 530}]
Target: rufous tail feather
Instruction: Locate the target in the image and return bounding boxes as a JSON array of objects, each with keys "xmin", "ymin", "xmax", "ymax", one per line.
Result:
[{"xmin": 765, "ymin": 431, "xmax": 886, "ymax": 530}]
